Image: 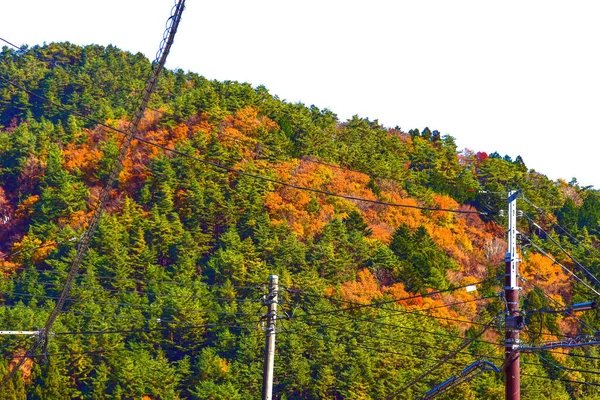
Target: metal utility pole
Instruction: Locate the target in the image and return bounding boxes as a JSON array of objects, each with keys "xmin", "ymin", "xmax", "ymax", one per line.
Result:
[
  {"xmin": 504, "ymin": 190, "xmax": 522, "ymax": 400},
  {"xmin": 0, "ymin": 1, "xmax": 186, "ymax": 390},
  {"xmin": 262, "ymin": 275, "xmax": 279, "ymax": 400}
]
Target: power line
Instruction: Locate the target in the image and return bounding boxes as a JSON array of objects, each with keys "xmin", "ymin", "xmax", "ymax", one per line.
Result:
[
  {"xmin": 388, "ymin": 316, "xmax": 499, "ymax": 399},
  {"xmin": 0, "ymin": 304, "xmax": 259, "ymax": 326},
  {"xmin": 293, "ymin": 321, "xmax": 600, "ymax": 378},
  {"xmin": 3, "ymin": 266, "xmax": 264, "ymax": 290},
  {"xmin": 0, "ymin": 78, "xmax": 486, "ymax": 217},
  {"xmin": 52, "ymin": 322, "xmax": 260, "ymax": 336},
  {"xmin": 293, "ymin": 296, "xmax": 499, "ymax": 328},
  {"xmin": 207, "ymin": 129, "xmax": 408, "ymax": 188},
  {"xmin": 521, "ymin": 373, "xmax": 600, "ymax": 388},
  {"xmin": 0, "ymin": 37, "xmax": 21, "ymax": 50},
  {"xmin": 15, "ymin": 7, "xmax": 187, "ymax": 390},
  {"xmin": 0, "ymin": 237, "xmax": 79, "ymax": 260},
  {"xmin": 296, "ymin": 310, "xmax": 504, "ymax": 348},
  {"xmin": 522, "ymin": 212, "xmax": 600, "ymax": 288},
  {"xmin": 290, "ymin": 286, "xmax": 503, "ymax": 343},
  {"xmin": 284, "ymin": 277, "xmax": 495, "ymax": 304},
  {"xmin": 520, "ymin": 195, "xmax": 598, "ymax": 254},
  {"xmin": 288, "ymin": 317, "xmax": 503, "ymax": 362},
  {"xmin": 520, "ymin": 233, "xmax": 600, "ymax": 297},
  {"xmin": 2, "ymin": 277, "xmax": 263, "ymax": 302},
  {"xmin": 532, "ymin": 351, "xmax": 600, "ymax": 378},
  {"xmin": 277, "ymin": 325, "xmax": 472, "ymax": 371},
  {"xmin": 284, "ymin": 278, "xmax": 498, "ymax": 320},
  {"xmin": 0, "ymin": 290, "xmax": 263, "ymax": 316}
]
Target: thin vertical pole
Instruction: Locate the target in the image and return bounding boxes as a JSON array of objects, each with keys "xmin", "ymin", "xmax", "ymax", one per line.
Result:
[
  {"xmin": 505, "ymin": 190, "xmax": 520, "ymax": 400},
  {"xmin": 262, "ymin": 275, "xmax": 278, "ymax": 400}
]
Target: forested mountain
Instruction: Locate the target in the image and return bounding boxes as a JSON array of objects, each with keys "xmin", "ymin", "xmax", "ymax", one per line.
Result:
[{"xmin": 1, "ymin": 42, "xmax": 600, "ymax": 399}]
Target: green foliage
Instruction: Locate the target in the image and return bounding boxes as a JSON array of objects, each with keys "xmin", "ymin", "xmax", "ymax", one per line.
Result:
[
  {"xmin": 1, "ymin": 42, "xmax": 598, "ymax": 399},
  {"xmin": 390, "ymin": 224, "xmax": 457, "ymax": 291}
]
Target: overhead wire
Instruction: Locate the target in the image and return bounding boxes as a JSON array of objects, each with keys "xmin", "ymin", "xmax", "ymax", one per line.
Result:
[
  {"xmin": 0, "ymin": 38, "xmax": 21, "ymax": 50},
  {"xmin": 0, "ymin": 303, "xmax": 259, "ymax": 326},
  {"xmin": 519, "ymin": 233, "xmax": 600, "ymax": 297},
  {"xmin": 521, "ymin": 373, "xmax": 600, "ymax": 388},
  {"xmin": 0, "ymin": 290, "xmax": 263, "ymax": 317},
  {"xmin": 283, "ymin": 277, "xmax": 495, "ymax": 304},
  {"xmin": 291, "ymin": 294, "xmax": 499, "ymax": 328},
  {"xmin": 52, "ymin": 322, "xmax": 260, "ymax": 336},
  {"xmin": 533, "ymin": 351, "xmax": 600, "ymax": 378},
  {"xmin": 210, "ymin": 129, "xmax": 407, "ymax": 187},
  {"xmin": 520, "ymin": 195, "xmax": 600, "ymax": 256},
  {"xmin": 0, "ymin": 60, "xmax": 486, "ymax": 216},
  {"xmin": 521, "ymin": 211, "xmax": 600, "ymax": 288},
  {"xmin": 291, "ymin": 309, "xmax": 504, "ymax": 349},
  {"xmin": 283, "ymin": 278, "xmax": 498, "ymax": 320},
  {"xmin": 0, "ymin": 237, "xmax": 79, "ymax": 260},
  {"xmin": 1, "ymin": 277, "xmax": 263, "ymax": 302},
  {"xmin": 387, "ymin": 316, "xmax": 499, "ymax": 399},
  {"xmin": 3, "ymin": 266, "xmax": 265, "ymax": 290},
  {"xmin": 285, "ymin": 316, "xmax": 509, "ymax": 364},
  {"xmin": 276, "ymin": 324, "xmax": 471, "ymax": 371}
]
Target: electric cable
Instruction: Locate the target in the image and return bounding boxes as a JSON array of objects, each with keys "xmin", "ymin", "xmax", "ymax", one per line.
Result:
[
  {"xmin": 1, "ymin": 277, "xmax": 263, "ymax": 302},
  {"xmin": 522, "ymin": 212, "xmax": 600, "ymax": 288},
  {"xmin": 519, "ymin": 274, "xmax": 596, "ymax": 337},
  {"xmin": 52, "ymin": 322, "xmax": 260, "ymax": 336},
  {"xmin": 521, "ymin": 373, "xmax": 600, "ymax": 388},
  {"xmin": 520, "ymin": 195, "xmax": 600, "ymax": 257},
  {"xmin": 0, "ymin": 76, "xmax": 486, "ymax": 217},
  {"xmin": 287, "ymin": 317, "xmax": 507, "ymax": 363},
  {"xmin": 387, "ymin": 316, "xmax": 499, "ymax": 399},
  {"xmin": 277, "ymin": 324, "xmax": 470, "ymax": 369},
  {"xmin": 0, "ymin": 303, "xmax": 262, "ymax": 326},
  {"xmin": 519, "ymin": 233, "xmax": 600, "ymax": 297},
  {"xmin": 0, "ymin": 290, "xmax": 263, "ymax": 316},
  {"xmin": 283, "ymin": 277, "xmax": 495, "ymax": 304},
  {"xmin": 293, "ymin": 294, "xmax": 499, "ymax": 327},
  {"xmin": 294, "ymin": 310, "xmax": 504, "ymax": 348},
  {"xmin": 533, "ymin": 351, "xmax": 600, "ymax": 378},
  {"xmin": 284, "ymin": 278, "xmax": 498, "ymax": 320}
]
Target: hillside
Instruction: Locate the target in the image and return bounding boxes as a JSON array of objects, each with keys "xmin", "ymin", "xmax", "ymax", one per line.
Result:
[{"xmin": 1, "ymin": 43, "xmax": 600, "ymax": 399}]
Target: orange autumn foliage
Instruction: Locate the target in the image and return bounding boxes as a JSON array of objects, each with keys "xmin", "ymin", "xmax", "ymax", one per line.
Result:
[
  {"xmin": 11, "ymin": 236, "xmax": 56, "ymax": 264},
  {"xmin": 58, "ymin": 209, "xmax": 90, "ymax": 230},
  {"xmin": 215, "ymin": 106, "xmax": 279, "ymax": 160},
  {"xmin": 383, "ymin": 282, "xmax": 423, "ymax": 308},
  {"xmin": 62, "ymin": 142, "xmax": 102, "ymax": 179},
  {"xmin": 260, "ymin": 156, "xmax": 493, "ymax": 289},
  {"xmin": 229, "ymin": 106, "xmax": 278, "ymax": 138},
  {"xmin": 521, "ymin": 252, "xmax": 571, "ymax": 297},
  {"xmin": 10, "ymin": 349, "xmax": 33, "ymax": 383},
  {"xmin": 14, "ymin": 195, "xmax": 39, "ymax": 219},
  {"xmin": 338, "ymin": 269, "xmax": 383, "ymax": 304},
  {"xmin": 0, "ymin": 259, "xmax": 19, "ymax": 276}
]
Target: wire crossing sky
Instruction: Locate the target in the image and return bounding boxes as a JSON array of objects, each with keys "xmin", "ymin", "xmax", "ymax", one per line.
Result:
[{"xmin": 2, "ymin": 0, "xmax": 600, "ymax": 187}]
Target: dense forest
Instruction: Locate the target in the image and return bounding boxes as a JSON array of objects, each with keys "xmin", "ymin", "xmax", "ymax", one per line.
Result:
[{"xmin": 1, "ymin": 42, "xmax": 600, "ymax": 399}]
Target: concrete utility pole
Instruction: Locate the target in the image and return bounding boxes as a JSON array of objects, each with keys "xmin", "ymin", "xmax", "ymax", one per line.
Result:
[
  {"xmin": 505, "ymin": 190, "xmax": 522, "ymax": 400},
  {"xmin": 262, "ymin": 275, "xmax": 279, "ymax": 400}
]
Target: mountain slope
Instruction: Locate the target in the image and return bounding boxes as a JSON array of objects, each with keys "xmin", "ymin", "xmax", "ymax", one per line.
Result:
[{"xmin": 1, "ymin": 42, "xmax": 599, "ymax": 399}]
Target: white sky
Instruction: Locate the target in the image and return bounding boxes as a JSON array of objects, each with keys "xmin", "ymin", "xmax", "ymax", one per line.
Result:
[{"xmin": 3, "ymin": 0, "xmax": 600, "ymax": 188}]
